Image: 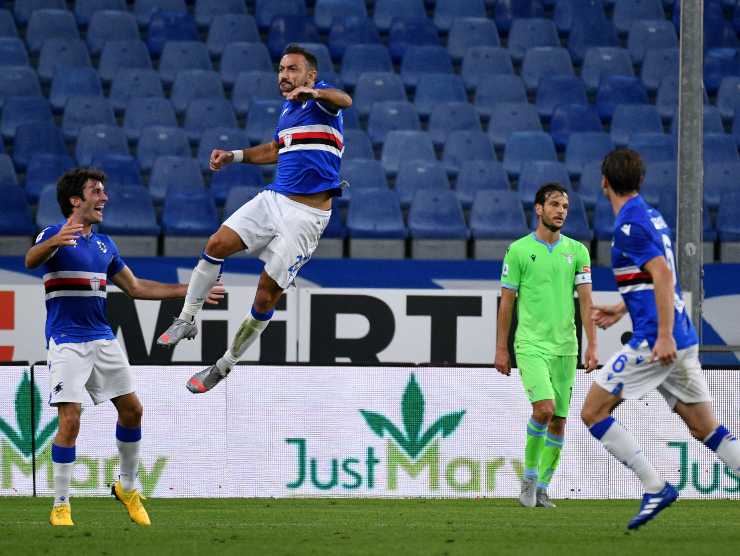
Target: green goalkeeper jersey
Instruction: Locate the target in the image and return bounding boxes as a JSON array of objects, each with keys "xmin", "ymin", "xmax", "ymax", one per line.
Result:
[{"xmin": 501, "ymin": 233, "xmax": 592, "ymax": 356}]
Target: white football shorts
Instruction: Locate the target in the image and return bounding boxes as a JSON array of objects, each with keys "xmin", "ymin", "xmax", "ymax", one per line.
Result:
[
  {"xmin": 48, "ymin": 338, "xmax": 134, "ymax": 406},
  {"xmin": 222, "ymin": 189, "xmax": 331, "ymax": 289},
  {"xmin": 594, "ymin": 341, "xmax": 712, "ymax": 408}
]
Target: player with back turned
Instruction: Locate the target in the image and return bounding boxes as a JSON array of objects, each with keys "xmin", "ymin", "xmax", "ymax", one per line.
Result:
[{"xmin": 495, "ymin": 183, "xmax": 599, "ymax": 508}]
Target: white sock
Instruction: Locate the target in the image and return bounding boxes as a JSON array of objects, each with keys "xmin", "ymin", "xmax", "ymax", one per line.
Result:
[
  {"xmin": 704, "ymin": 425, "xmax": 740, "ymax": 477},
  {"xmin": 179, "ymin": 254, "xmax": 223, "ymax": 321},
  {"xmin": 116, "ymin": 424, "xmax": 141, "ymax": 491},
  {"xmin": 215, "ymin": 310, "xmax": 271, "ymax": 373},
  {"xmin": 53, "ymin": 462, "xmax": 73, "ymax": 506},
  {"xmin": 590, "ymin": 417, "xmax": 665, "ymax": 493}
]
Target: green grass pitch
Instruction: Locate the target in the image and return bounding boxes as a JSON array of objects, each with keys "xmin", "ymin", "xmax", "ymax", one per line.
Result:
[{"xmin": 1, "ymin": 498, "xmax": 738, "ymax": 555}]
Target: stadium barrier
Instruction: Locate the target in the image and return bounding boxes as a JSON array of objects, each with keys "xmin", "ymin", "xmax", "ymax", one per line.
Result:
[{"xmin": 1, "ymin": 364, "xmax": 738, "ymax": 500}]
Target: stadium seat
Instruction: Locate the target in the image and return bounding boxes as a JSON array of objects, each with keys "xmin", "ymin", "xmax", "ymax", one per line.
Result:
[
  {"xmin": 266, "ymin": 16, "xmax": 321, "ymax": 60},
  {"xmin": 245, "ymin": 100, "xmax": 283, "ymax": 145},
  {"xmin": 87, "ymin": 10, "xmax": 140, "ymax": 56},
  {"xmin": 314, "ymin": 0, "xmax": 366, "ymax": 33},
  {"xmin": 367, "ymin": 101, "xmax": 420, "ymax": 147},
  {"xmin": 109, "ymin": 69, "xmax": 164, "ymax": 114},
  {"xmin": 159, "ymin": 41, "xmax": 212, "ymax": 86},
  {"xmin": 470, "ymin": 190, "xmax": 528, "ymax": 245},
  {"xmin": 550, "ymin": 104, "xmax": 603, "ymax": 150},
  {"xmin": 554, "ymin": 0, "xmax": 608, "ymax": 36},
  {"xmin": 388, "ymin": 17, "xmax": 440, "ymax": 63},
  {"xmin": 14, "ymin": 0, "xmax": 67, "ymax": 27},
  {"xmin": 503, "ymin": 131, "xmax": 557, "ymax": 177},
  {"xmin": 718, "ymin": 192, "xmax": 740, "ymax": 259},
  {"xmin": 341, "ymin": 129, "xmax": 374, "ymax": 160},
  {"xmin": 475, "ymin": 75, "xmax": 527, "ymax": 120},
  {"xmin": 613, "ymin": 0, "xmax": 665, "ymax": 36},
  {"xmin": 340, "ymin": 158, "xmax": 388, "ymax": 207},
  {"xmin": 256, "ymin": 0, "xmax": 307, "ymax": 30},
  {"xmin": 396, "ymin": 161, "xmax": 450, "ymax": 208},
  {"xmin": 578, "ymin": 160, "xmax": 604, "ymax": 208},
  {"xmin": 456, "ymin": 161, "xmax": 511, "ymax": 210},
  {"xmin": 0, "ymin": 37, "xmax": 28, "ymax": 67},
  {"xmin": 0, "ymin": 154, "xmax": 17, "ymax": 187},
  {"xmin": 704, "ymin": 48, "xmax": 739, "ymax": 96},
  {"xmin": 170, "ymin": 69, "xmax": 225, "ymax": 115},
  {"xmin": 299, "ymin": 42, "xmax": 339, "ymax": 85},
  {"xmin": 328, "ymin": 16, "xmax": 381, "ymax": 62},
  {"xmin": 197, "ymin": 127, "xmax": 249, "ymax": 172},
  {"xmin": 195, "ymin": 0, "xmax": 245, "ymax": 30},
  {"xmin": 146, "ymin": 11, "xmax": 199, "ymax": 57},
  {"xmin": 409, "ymin": 190, "xmax": 468, "ymax": 259},
  {"xmin": 400, "ymin": 46, "xmax": 453, "ymax": 89},
  {"xmin": 461, "ymin": 47, "xmax": 513, "ymax": 92},
  {"xmin": 98, "ymin": 186, "xmax": 160, "ymax": 248},
  {"xmin": 232, "ymin": 71, "xmax": 282, "ymax": 117},
  {"xmin": 26, "ymin": 10, "xmax": 80, "ymax": 55},
  {"xmin": 98, "ymin": 40, "xmax": 153, "ymax": 84},
  {"xmin": 212, "ymin": 166, "xmax": 263, "ymax": 207},
  {"xmin": 373, "ymin": 0, "xmax": 425, "ymax": 32},
  {"xmin": 718, "ymin": 77, "xmax": 740, "ymax": 122},
  {"xmin": 434, "ymin": 0, "xmax": 486, "ymax": 32},
  {"xmin": 641, "ymin": 48, "xmax": 679, "ymax": 94},
  {"xmin": 184, "ymin": 98, "xmax": 237, "ymax": 143},
  {"xmin": 610, "ymin": 104, "xmax": 663, "ymax": 147},
  {"xmin": 443, "ymin": 130, "xmax": 494, "ymax": 175},
  {"xmin": 414, "ymin": 74, "xmax": 467, "ymax": 118},
  {"xmin": 0, "ymin": 66, "xmax": 41, "ymax": 110},
  {"xmin": 90, "ymin": 153, "xmax": 143, "ymax": 188},
  {"xmin": 655, "ymin": 74, "xmax": 679, "ymax": 121},
  {"xmin": 0, "ymin": 10, "xmax": 18, "ymax": 38},
  {"xmin": 521, "ymin": 47, "xmax": 575, "ymax": 92},
  {"xmin": 518, "ymin": 161, "xmax": 572, "ymax": 207},
  {"xmin": 75, "ymin": 124, "xmax": 128, "ymax": 166},
  {"xmin": 49, "ymin": 67, "xmax": 103, "ymax": 113},
  {"xmin": 223, "ymin": 186, "xmax": 261, "ymax": 219},
  {"xmin": 447, "ymin": 17, "xmax": 501, "ymax": 62},
  {"xmin": 36, "ymin": 184, "xmax": 65, "ymax": 229},
  {"xmin": 1, "ymin": 96, "xmax": 52, "ymax": 140},
  {"xmin": 62, "ymin": 96, "xmax": 115, "ymax": 141},
  {"xmin": 24, "ymin": 153, "xmax": 75, "ymax": 203},
  {"xmin": 704, "ymin": 161, "xmax": 740, "ymax": 209},
  {"xmin": 124, "ymin": 97, "xmax": 177, "ymax": 141},
  {"xmin": 628, "ymin": 20, "xmax": 677, "ymax": 64},
  {"xmin": 206, "ymin": 14, "xmax": 259, "ymax": 58},
  {"xmin": 13, "ymin": 122, "xmax": 66, "ymax": 171},
  {"xmin": 596, "ymin": 76, "xmax": 649, "ymax": 121},
  {"xmin": 488, "ymin": 102, "xmax": 542, "ymax": 149},
  {"xmin": 565, "ymin": 132, "xmax": 614, "ymax": 178},
  {"xmin": 381, "ymin": 131, "xmax": 435, "ymax": 176},
  {"xmin": 150, "ymin": 156, "xmax": 204, "ymax": 204},
  {"xmin": 162, "ymin": 189, "xmax": 218, "ymax": 246},
  {"xmin": 135, "ymin": 0, "xmax": 187, "ymax": 27},
  {"xmin": 136, "ymin": 125, "xmax": 190, "ymax": 172},
  {"xmin": 342, "ymin": 106, "xmax": 360, "ymax": 129},
  {"xmin": 220, "ymin": 42, "xmax": 273, "ymax": 88},
  {"xmin": 341, "ymin": 45, "xmax": 393, "ymax": 90},
  {"xmin": 0, "ymin": 185, "xmax": 35, "ymax": 247},
  {"xmin": 705, "ymin": 133, "xmax": 740, "ymax": 165},
  {"xmin": 354, "ymin": 72, "xmax": 406, "ymax": 118},
  {"xmin": 428, "ymin": 102, "xmax": 482, "ymax": 147},
  {"xmin": 320, "ymin": 208, "xmax": 347, "ymax": 250},
  {"xmin": 535, "ymin": 75, "xmax": 588, "ymax": 120},
  {"xmin": 581, "ymin": 47, "xmax": 634, "ymax": 94},
  {"xmin": 642, "ymin": 161, "xmax": 676, "ymax": 205},
  {"xmin": 75, "ymin": 0, "xmax": 126, "ymax": 27},
  {"xmin": 38, "ymin": 38, "xmax": 91, "ymax": 83},
  {"xmin": 508, "ymin": 18, "xmax": 560, "ymax": 64},
  {"xmin": 567, "ymin": 18, "xmax": 619, "ymax": 65},
  {"xmin": 347, "ymin": 189, "xmax": 406, "ymax": 241},
  {"xmin": 495, "ymin": 0, "xmax": 545, "ymax": 34},
  {"xmin": 628, "ymin": 133, "xmax": 675, "ymax": 165}
]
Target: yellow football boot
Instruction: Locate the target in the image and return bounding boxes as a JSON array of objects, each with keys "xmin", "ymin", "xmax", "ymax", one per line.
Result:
[
  {"xmin": 49, "ymin": 503, "xmax": 74, "ymax": 526},
  {"xmin": 112, "ymin": 481, "xmax": 151, "ymax": 526}
]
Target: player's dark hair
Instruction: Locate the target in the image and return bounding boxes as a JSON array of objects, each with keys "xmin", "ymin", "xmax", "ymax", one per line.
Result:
[
  {"xmin": 534, "ymin": 182, "xmax": 568, "ymax": 207},
  {"xmin": 282, "ymin": 44, "xmax": 318, "ymax": 72},
  {"xmin": 601, "ymin": 149, "xmax": 645, "ymax": 196},
  {"xmin": 57, "ymin": 167, "xmax": 106, "ymax": 217}
]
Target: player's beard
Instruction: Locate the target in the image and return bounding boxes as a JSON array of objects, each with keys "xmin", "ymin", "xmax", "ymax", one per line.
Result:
[{"xmin": 542, "ymin": 215, "xmax": 563, "ymax": 232}]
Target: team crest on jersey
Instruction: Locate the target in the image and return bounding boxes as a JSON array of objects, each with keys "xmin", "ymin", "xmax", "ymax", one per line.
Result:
[
  {"xmin": 96, "ymin": 240, "xmax": 107, "ymax": 254},
  {"xmin": 284, "ymin": 134, "xmax": 293, "ymax": 147},
  {"xmin": 561, "ymin": 253, "xmax": 573, "ymax": 264},
  {"xmin": 90, "ymin": 276, "xmax": 101, "ymax": 291}
]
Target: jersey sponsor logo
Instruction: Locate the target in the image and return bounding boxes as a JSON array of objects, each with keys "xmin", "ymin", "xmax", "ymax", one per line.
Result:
[{"xmin": 621, "ymin": 224, "xmax": 632, "ymax": 236}]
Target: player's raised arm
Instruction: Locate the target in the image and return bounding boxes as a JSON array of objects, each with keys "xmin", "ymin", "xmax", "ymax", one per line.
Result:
[
  {"xmin": 109, "ymin": 266, "xmax": 225, "ymax": 304},
  {"xmin": 210, "ymin": 141, "xmax": 280, "ymax": 171},
  {"xmin": 643, "ymin": 255, "xmax": 677, "ymax": 365},
  {"xmin": 25, "ymin": 218, "xmax": 84, "ymax": 269},
  {"xmin": 284, "ymin": 85, "xmax": 352, "ymax": 109}
]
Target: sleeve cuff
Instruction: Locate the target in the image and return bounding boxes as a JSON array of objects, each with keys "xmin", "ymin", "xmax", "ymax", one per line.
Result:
[{"xmin": 501, "ymin": 283, "xmax": 519, "ymax": 291}]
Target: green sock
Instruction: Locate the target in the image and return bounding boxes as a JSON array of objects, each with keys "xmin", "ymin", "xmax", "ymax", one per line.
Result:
[
  {"xmin": 538, "ymin": 432, "xmax": 565, "ymax": 489},
  {"xmin": 524, "ymin": 418, "xmax": 547, "ymax": 479}
]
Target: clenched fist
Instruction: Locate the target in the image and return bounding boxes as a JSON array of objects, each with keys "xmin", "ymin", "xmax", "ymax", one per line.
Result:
[{"xmin": 209, "ymin": 149, "xmax": 235, "ymax": 171}]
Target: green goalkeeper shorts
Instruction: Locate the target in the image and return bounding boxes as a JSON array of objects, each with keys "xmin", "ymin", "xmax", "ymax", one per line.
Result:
[{"xmin": 516, "ymin": 352, "xmax": 577, "ymax": 418}]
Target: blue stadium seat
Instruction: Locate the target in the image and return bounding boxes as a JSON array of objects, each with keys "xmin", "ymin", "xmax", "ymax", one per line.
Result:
[
  {"xmin": 13, "ymin": 122, "xmax": 66, "ymax": 170},
  {"xmin": 554, "ymin": 0, "xmax": 608, "ymax": 36},
  {"xmin": 49, "ymin": 67, "xmax": 103, "ymax": 112},
  {"xmin": 593, "ymin": 196, "xmax": 615, "ymax": 240},
  {"xmin": 195, "ymin": 0, "xmax": 246, "ymax": 29},
  {"xmin": 266, "ymin": 16, "xmax": 320, "ymax": 60},
  {"xmin": 705, "ymin": 133, "xmax": 740, "ymax": 165},
  {"xmin": 0, "ymin": 37, "xmax": 28, "ymax": 66},
  {"xmin": 256, "ymin": 0, "xmax": 307, "ymax": 30},
  {"xmin": 503, "ymin": 131, "xmax": 557, "ymax": 177},
  {"xmin": 136, "ymin": 125, "xmax": 190, "ymax": 171},
  {"xmin": 381, "ymin": 131, "xmax": 435, "ymax": 176},
  {"xmin": 671, "ymin": 105, "xmax": 724, "ymax": 136},
  {"xmin": 341, "ymin": 44, "xmax": 392, "ymax": 89},
  {"xmin": 613, "ymin": 0, "xmax": 665, "ymax": 36},
  {"xmin": 0, "ymin": 154, "xmax": 18, "ymax": 186},
  {"xmin": 62, "ymin": 96, "xmax": 115, "ymax": 141},
  {"xmin": 429, "ymin": 102, "xmax": 482, "ymax": 147},
  {"xmin": 367, "ymin": 101, "xmax": 420, "ymax": 147},
  {"xmin": 628, "ymin": 20, "xmax": 677, "ymax": 64},
  {"xmin": 170, "ymin": 69, "xmax": 224, "ymax": 115},
  {"xmin": 343, "ymin": 106, "xmax": 360, "ymax": 129},
  {"xmin": 401, "ymin": 45, "xmax": 453, "ymax": 89},
  {"xmin": 396, "ymin": 160, "xmax": 450, "ymax": 208},
  {"xmin": 567, "ymin": 18, "xmax": 619, "ymax": 65},
  {"xmin": 447, "ymin": 17, "xmax": 501, "ymax": 62},
  {"xmin": 207, "ymin": 14, "xmax": 259, "ymax": 58},
  {"xmin": 578, "ymin": 160, "xmax": 603, "ymax": 208},
  {"xmin": 1, "ymin": 96, "xmax": 52, "ymax": 140},
  {"xmin": 212, "ymin": 167, "xmax": 262, "ymax": 207},
  {"xmin": 36, "ymin": 184, "xmax": 65, "ymax": 229},
  {"xmin": 640, "ymin": 48, "xmax": 678, "ymax": 94},
  {"xmin": 347, "ymin": 189, "xmax": 406, "ymax": 239},
  {"xmin": 354, "ymin": 72, "xmax": 406, "ymax": 117},
  {"xmin": 159, "ymin": 41, "xmax": 212, "ymax": 86},
  {"xmin": 197, "ymin": 127, "xmax": 249, "ymax": 172},
  {"xmin": 435, "ymin": 0, "xmax": 487, "ymax": 32},
  {"xmin": 342, "ymin": 129, "xmax": 374, "ymax": 160},
  {"xmin": 581, "ymin": 47, "xmax": 634, "ymax": 94},
  {"xmin": 461, "ymin": 47, "xmax": 513, "ymax": 92},
  {"xmin": 14, "ymin": 0, "xmax": 67, "ymax": 27},
  {"xmin": 704, "ymin": 161, "xmax": 740, "ymax": 209},
  {"xmin": 184, "ymin": 98, "xmax": 237, "ymax": 143},
  {"xmin": 223, "ymin": 186, "xmax": 261, "ymax": 219},
  {"xmin": 508, "ymin": 18, "xmax": 560, "ymax": 64},
  {"xmin": 610, "ymin": 104, "xmax": 663, "ymax": 147},
  {"xmin": 628, "ymin": 133, "xmax": 675, "ymax": 165},
  {"xmin": 595, "ymin": 75, "xmax": 649, "ymax": 121},
  {"xmin": 98, "ymin": 40, "xmax": 153, "ymax": 84},
  {"xmin": 550, "ymin": 104, "xmax": 603, "ymax": 150},
  {"xmin": 475, "ymin": 75, "xmax": 527, "ymax": 120},
  {"xmin": 340, "ymin": 158, "xmax": 388, "ymax": 207},
  {"xmin": 0, "ymin": 184, "xmax": 35, "ymax": 236},
  {"xmin": 642, "ymin": 161, "xmax": 675, "ymax": 205},
  {"xmin": 298, "ymin": 42, "xmax": 338, "ymax": 84},
  {"xmin": 414, "ymin": 74, "xmax": 467, "ymax": 118},
  {"xmin": 109, "ymin": 69, "xmax": 164, "ymax": 114},
  {"xmin": 146, "ymin": 11, "xmax": 198, "ymax": 57},
  {"xmin": 565, "ymin": 132, "xmax": 614, "ymax": 178},
  {"xmin": 521, "ymin": 47, "xmax": 575, "ymax": 92},
  {"xmin": 388, "ymin": 17, "xmax": 440, "ymax": 63},
  {"xmin": 162, "ymin": 189, "xmax": 218, "ymax": 236},
  {"xmin": 232, "ymin": 71, "xmax": 282, "ymax": 117},
  {"xmin": 75, "ymin": 124, "xmax": 128, "ymax": 166},
  {"xmin": 135, "ymin": 0, "xmax": 187, "ymax": 27},
  {"xmin": 443, "ymin": 130, "xmax": 494, "ymax": 175},
  {"xmin": 90, "ymin": 153, "xmax": 143, "ymax": 188},
  {"xmin": 0, "ymin": 10, "xmax": 18, "ymax": 38},
  {"xmin": 220, "ymin": 42, "xmax": 272, "ymax": 87},
  {"xmin": 704, "ymin": 48, "xmax": 739, "ymax": 95},
  {"xmin": 245, "ymin": 100, "xmax": 283, "ymax": 145},
  {"xmin": 24, "ymin": 153, "xmax": 74, "ymax": 203},
  {"xmin": 718, "ymin": 77, "xmax": 740, "ymax": 122},
  {"xmin": 87, "ymin": 10, "xmax": 140, "ymax": 56},
  {"xmin": 518, "ymin": 161, "xmax": 572, "ymax": 207},
  {"xmin": 655, "ymin": 74, "xmax": 683, "ymax": 121},
  {"xmin": 314, "ymin": 0, "xmax": 366, "ymax": 32},
  {"xmin": 718, "ymin": 192, "xmax": 740, "ymax": 243},
  {"xmin": 124, "ymin": 97, "xmax": 177, "ymax": 141},
  {"xmin": 374, "ymin": 0, "xmax": 426, "ymax": 32},
  {"xmin": 470, "ymin": 190, "xmax": 528, "ymax": 239},
  {"xmin": 99, "ymin": 186, "xmax": 160, "ymax": 237},
  {"xmin": 488, "ymin": 102, "xmax": 542, "ymax": 148},
  {"xmin": 328, "ymin": 16, "xmax": 381, "ymax": 62},
  {"xmin": 26, "ymin": 10, "xmax": 80, "ymax": 55},
  {"xmin": 0, "ymin": 66, "xmax": 41, "ymax": 109},
  {"xmin": 322, "ymin": 207, "xmax": 347, "ymax": 241},
  {"xmin": 150, "ymin": 155, "xmax": 205, "ymax": 204},
  {"xmin": 75, "ymin": 0, "xmax": 126, "ymax": 27},
  {"xmin": 535, "ymin": 75, "xmax": 588, "ymax": 120},
  {"xmin": 38, "ymin": 38, "xmax": 91, "ymax": 82},
  {"xmin": 456, "ymin": 161, "xmax": 511, "ymax": 209},
  {"xmin": 495, "ymin": 0, "xmax": 545, "ymax": 34},
  {"xmin": 408, "ymin": 190, "xmax": 468, "ymax": 240}
]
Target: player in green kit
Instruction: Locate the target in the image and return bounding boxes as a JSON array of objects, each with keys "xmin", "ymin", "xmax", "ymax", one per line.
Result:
[{"xmin": 495, "ymin": 183, "xmax": 599, "ymax": 508}]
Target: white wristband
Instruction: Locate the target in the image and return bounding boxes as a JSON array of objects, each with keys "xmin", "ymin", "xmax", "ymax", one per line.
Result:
[{"xmin": 231, "ymin": 149, "xmax": 244, "ymax": 163}]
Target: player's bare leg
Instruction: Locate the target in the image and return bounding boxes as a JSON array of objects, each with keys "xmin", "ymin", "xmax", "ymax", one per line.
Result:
[{"xmin": 50, "ymin": 403, "xmax": 80, "ymax": 526}]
